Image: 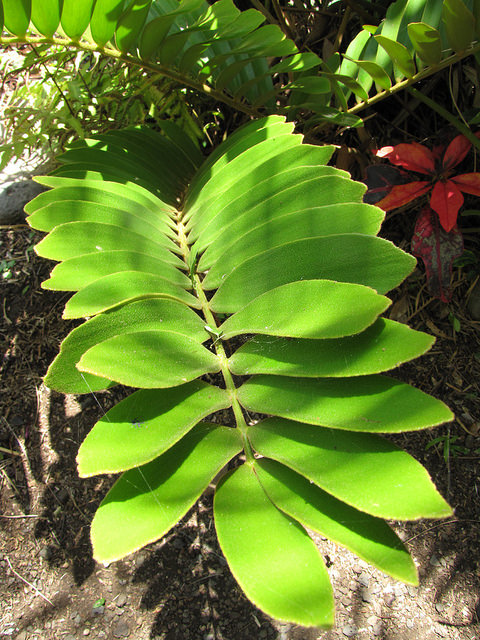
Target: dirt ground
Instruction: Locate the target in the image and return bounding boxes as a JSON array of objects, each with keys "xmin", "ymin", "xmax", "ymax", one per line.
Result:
[{"xmin": 1, "ymin": 215, "xmax": 480, "ymax": 640}]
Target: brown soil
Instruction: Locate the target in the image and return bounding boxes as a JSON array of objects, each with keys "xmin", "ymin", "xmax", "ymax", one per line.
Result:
[{"xmin": 1, "ymin": 219, "xmax": 480, "ymax": 640}]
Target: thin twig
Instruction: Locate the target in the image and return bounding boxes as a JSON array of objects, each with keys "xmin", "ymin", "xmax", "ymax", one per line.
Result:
[
  {"xmin": 407, "ymin": 87, "xmax": 480, "ymax": 153},
  {"xmin": 249, "ymin": 0, "xmax": 278, "ymax": 26},
  {"xmin": 4, "ymin": 555, "xmax": 54, "ymax": 606},
  {"xmin": 0, "ymin": 445, "xmax": 21, "ymax": 457},
  {"xmin": 0, "ymin": 514, "xmax": 46, "ymax": 519},
  {"xmin": 271, "ymin": 0, "xmax": 295, "ymax": 41}
]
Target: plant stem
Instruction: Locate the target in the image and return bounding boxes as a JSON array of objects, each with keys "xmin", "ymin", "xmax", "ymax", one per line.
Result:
[
  {"xmin": 0, "ymin": 35, "xmax": 264, "ymax": 119},
  {"xmin": 175, "ymin": 216, "xmax": 255, "ymax": 463},
  {"xmin": 407, "ymin": 86, "xmax": 480, "ymax": 153},
  {"xmin": 347, "ymin": 42, "xmax": 480, "ymax": 117}
]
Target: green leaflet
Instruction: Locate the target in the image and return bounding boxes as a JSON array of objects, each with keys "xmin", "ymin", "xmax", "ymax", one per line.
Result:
[
  {"xmin": 374, "ymin": 35, "xmax": 416, "ymax": 78},
  {"xmin": 62, "ymin": 271, "xmax": 199, "ymax": 318},
  {"xmin": 115, "ymin": 0, "xmax": 152, "ymax": 53},
  {"xmin": 442, "ymin": 0, "xmax": 475, "ymax": 53},
  {"xmin": 77, "ymin": 381, "xmax": 231, "ymax": 475},
  {"xmin": 92, "ymin": 423, "xmax": 242, "ymax": 562},
  {"xmin": 407, "ymin": 22, "xmax": 442, "ymax": 65},
  {"xmin": 28, "ymin": 201, "xmax": 178, "ymax": 252},
  {"xmin": 218, "ymin": 280, "xmax": 390, "ymax": 339},
  {"xmin": 254, "ymin": 459, "xmax": 418, "ymax": 584},
  {"xmin": 198, "ymin": 203, "xmax": 383, "ymax": 276},
  {"xmin": 44, "ymin": 298, "xmax": 209, "ymax": 393},
  {"xmin": 206, "ymin": 234, "xmax": 415, "ymax": 303},
  {"xmin": 214, "ymin": 464, "xmax": 334, "ymax": 628},
  {"xmin": 345, "ymin": 58, "xmax": 392, "ymax": 90},
  {"xmin": 61, "ymin": 0, "xmax": 95, "ymax": 39},
  {"xmin": 248, "ymin": 419, "xmax": 453, "ymax": 520},
  {"xmin": 31, "ymin": 0, "xmax": 62, "ymax": 36},
  {"xmin": 228, "ymin": 318, "xmax": 435, "ymax": 378},
  {"xmin": 35, "ymin": 222, "xmax": 184, "ymax": 268},
  {"xmin": 2, "ymin": 0, "xmax": 30, "ymax": 35},
  {"xmin": 43, "ymin": 251, "xmax": 190, "ymax": 291},
  {"xmin": 238, "ymin": 375, "xmax": 453, "ymax": 433},
  {"xmin": 90, "ymin": 0, "xmax": 125, "ymax": 46},
  {"xmin": 77, "ymin": 329, "xmax": 221, "ymax": 387}
]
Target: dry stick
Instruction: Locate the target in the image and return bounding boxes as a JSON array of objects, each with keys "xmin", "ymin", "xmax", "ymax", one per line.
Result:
[
  {"xmin": 271, "ymin": 0, "xmax": 295, "ymax": 41},
  {"xmin": 249, "ymin": 0, "xmax": 278, "ymax": 26},
  {"xmin": 402, "ymin": 519, "xmax": 480, "ymax": 545},
  {"xmin": 332, "ymin": 7, "xmax": 351, "ymax": 54},
  {"xmin": 4, "ymin": 555, "xmax": 54, "ymax": 606},
  {"xmin": 0, "ymin": 445, "xmax": 21, "ymax": 457},
  {"xmin": 0, "ymin": 514, "xmax": 46, "ymax": 518}
]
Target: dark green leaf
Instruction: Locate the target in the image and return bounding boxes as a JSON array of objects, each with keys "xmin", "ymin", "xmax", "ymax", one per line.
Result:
[
  {"xmin": 442, "ymin": 0, "xmax": 475, "ymax": 53},
  {"xmin": 407, "ymin": 22, "xmax": 442, "ymax": 65}
]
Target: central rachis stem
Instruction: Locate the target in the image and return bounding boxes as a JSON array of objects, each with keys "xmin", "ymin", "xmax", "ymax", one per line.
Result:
[{"xmin": 176, "ymin": 213, "xmax": 255, "ymax": 463}]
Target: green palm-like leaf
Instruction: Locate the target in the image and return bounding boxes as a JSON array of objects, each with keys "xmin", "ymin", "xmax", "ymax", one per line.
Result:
[
  {"xmin": 0, "ymin": 0, "xmax": 322, "ymax": 116},
  {"xmin": 28, "ymin": 118, "xmax": 452, "ymax": 627}
]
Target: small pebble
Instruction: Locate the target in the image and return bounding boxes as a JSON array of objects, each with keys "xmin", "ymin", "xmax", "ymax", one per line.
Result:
[
  {"xmin": 342, "ymin": 624, "xmax": 358, "ymax": 637},
  {"xmin": 115, "ymin": 593, "xmax": 127, "ymax": 607},
  {"xmin": 113, "ymin": 621, "xmax": 130, "ymax": 638},
  {"xmin": 429, "ymin": 555, "xmax": 442, "ymax": 567},
  {"xmin": 361, "ymin": 587, "xmax": 374, "ymax": 603},
  {"xmin": 435, "ymin": 602, "xmax": 446, "ymax": 613},
  {"xmin": 83, "ymin": 629, "xmax": 90, "ymax": 636},
  {"xmin": 358, "ymin": 572, "xmax": 370, "ymax": 587},
  {"xmin": 93, "ymin": 606, "xmax": 105, "ymax": 615},
  {"xmin": 73, "ymin": 614, "xmax": 81, "ymax": 625},
  {"xmin": 407, "ymin": 620, "xmax": 414, "ymax": 629},
  {"xmin": 433, "ymin": 623, "xmax": 448, "ymax": 637},
  {"xmin": 384, "ymin": 594, "xmax": 396, "ymax": 607},
  {"xmin": 372, "ymin": 622, "xmax": 383, "ymax": 636},
  {"xmin": 39, "ymin": 547, "xmax": 52, "ymax": 561},
  {"xmin": 366, "ymin": 615, "xmax": 377, "ymax": 626}
]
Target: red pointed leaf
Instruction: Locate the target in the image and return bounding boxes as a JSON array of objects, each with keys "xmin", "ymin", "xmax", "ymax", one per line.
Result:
[
  {"xmin": 442, "ymin": 135, "xmax": 471, "ymax": 170},
  {"xmin": 451, "ymin": 172, "xmax": 480, "ymax": 197},
  {"xmin": 430, "ymin": 180, "xmax": 463, "ymax": 232},
  {"xmin": 411, "ymin": 207, "xmax": 463, "ymax": 303},
  {"xmin": 375, "ymin": 181, "xmax": 430, "ymax": 211},
  {"xmin": 363, "ymin": 164, "xmax": 409, "ymax": 205},
  {"xmin": 376, "ymin": 142, "xmax": 435, "ymax": 174}
]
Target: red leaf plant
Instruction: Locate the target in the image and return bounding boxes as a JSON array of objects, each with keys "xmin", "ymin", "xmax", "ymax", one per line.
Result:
[{"xmin": 364, "ymin": 133, "xmax": 480, "ymax": 301}]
